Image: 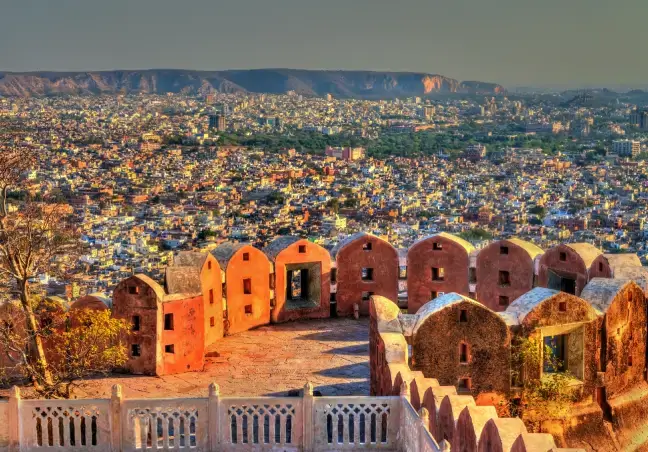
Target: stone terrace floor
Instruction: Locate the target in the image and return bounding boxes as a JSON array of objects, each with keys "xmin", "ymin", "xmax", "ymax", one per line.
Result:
[{"xmin": 42, "ymin": 317, "xmax": 370, "ymax": 400}]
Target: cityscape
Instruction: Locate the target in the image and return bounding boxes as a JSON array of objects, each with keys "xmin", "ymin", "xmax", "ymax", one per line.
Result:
[{"xmin": 1, "ymin": 1, "xmax": 648, "ymax": 451}]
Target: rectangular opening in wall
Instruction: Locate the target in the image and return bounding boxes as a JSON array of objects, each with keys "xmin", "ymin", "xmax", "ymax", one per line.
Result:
[
  {"xmin": 164, "ymin": 344, "xmax": 175, "ymax": 354},
  {"xmin": 244, "ymin": 304, "xmax": 253, "ymax": 315},
  {"xmin": 131, "ymin": 344, "xmax": 141, "ymax": 357},
  {"xmin": 499, "ymin": 296, "xmax": 510, "ymax": 307},
  {"xmin": 500, "ymin": 246, "xmax": 509, "ymax": 255},
  {"xmin": 458, "ymin": 378, "xmax": 471, "ymax": 393},
  {"xmin": 399, "ymin": 266, "xmax": 407, "ymax": 280},
  {"xmin": 543, "ymin": 334, "xmax": 567, "ymax": 373},
  {"xmin": 433, "ymin": 242, "xmax": 443, "ymax": 251},
  {"xmin": 361, "ymin": 267, "xmax": 374, "ymax": 281},
  {"xmin": 298, "ymin": 245, "xmax": 306, "ymax": 253},
  {"xmin": 459, "ymin": 309, "xmax": 468, "ymax": 322},
  {"xmin": 210, "ymin": 317, "xmax": 215, "ymax": 327},
  {"xmin": 469, "ymin": 268, "xmax": 477, "ymax": 284},
  {"xmin": 599, "ymin": 262, "xmax": 603, "ymax": 271},
  {"xmin": 164, "ymin": 313, "xmax": 174, "ymax": 330},
  {"xmin": 559, "ymin": 252, "xmax": 567, "ymax": 262},
  {"xmin": 285, "ymin": 262, "xmax": 321, "ymax": 310},
  {"xmin": 431, "ymin": 291, "xmax": 438, "ymax": 300},
  {"xmin": 548, "ymin": 269, "xmax": 577, "ymax": 295},
  {"xmin": 362, "ymin": 291, "xmax": 374, "ymax": 301},
  {"xmin": 208, "ymin": 260, "xmax": 212, "ymax": 270},
  {"xmin": 558, "ymin": 301, "xmax": 567, "ymax": 312},
  {"xmin": 132, "ymin": 315, "xmax": 141, "ymax": 331},
  {"xmin": 362, "ymin": 242, "xmax": 372, "ymax": 251},
  {"xmin": 243, "ymin": 278, "xmax": 252, "ymax": 294},
  {"xmin": 499, "ymin": 270, "xmax": 511, "ymax": 287},
  {"xmin": 128, "ymin": 286, "xmax": 139, "ymax": 295},
  {"xmin": 331, "ymin": 268, "xmax": 337, "ymax": 283},
  {"xmin": 432, "ymin": 267, "xmax": 444, "ymax": 281},
  {"xmin": 243, "ymin": 252, "xmax": 250, "ymax": 261},
  {"xmin": 209, "ymin": 288, "xmax": 214, "ymax": 305},
  {"xmin": 459, "ymin": 343, "xmax": 469, "ymax": 363}
]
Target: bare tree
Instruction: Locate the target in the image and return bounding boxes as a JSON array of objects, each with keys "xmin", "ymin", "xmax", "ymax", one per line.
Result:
[
  {"xmin": 0, "ymin": 147, "xmax": 36, "ymax": 218},
  {"xmin": 0, "ymin": 203, "xmax": 78, "ymax": 390}
]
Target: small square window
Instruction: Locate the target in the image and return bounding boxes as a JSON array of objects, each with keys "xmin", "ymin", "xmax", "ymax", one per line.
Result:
[
  {"xmin": 433, "ymin": 242, "xmax": 443, "ymax": 251},
  {"xmin": 210, "ymin": 317, "xmax": 215, "ymax": 327},
  {"xmin": 363, "ymin": 242, "xmax": 372, "ymax": 251},
  {"xmin": 362, "ymin": 291, "xmax": 373, "ymax": 301},
  {"xmin": 499, "ymin": 296, "xmax": 510, "ymax": 306},
  {"xmin": 164, "ymin": 313, "xmax": 174, "ymax": 330},
  {"xmin": 599, "ymin": 262, "xmax": 603, "ymax": 272},
  {"xmin": 128, "ymin": 286, "xmax": 139, "ymax": 295},
  {"xmin": 208, "ymin": 261, "xmax": 212, "ymax": 270},
  {"xmin": 165, "ymin": 344, "xmax": 175, "ymax": 354},
  {"xmin": 243, "ymin": 252, "xmax": 250, "ymax": 261},
  {"xmin": 209, "ymin": 288, "xmax": 214, "ymax": 304},
  {"xmin": 244, "ymin": 304, "xmax": 253, "ymax": 315},
  {"xmin": 628, "ymin": 355, "xmax": 633, "ymax": 367},
  {"xmin": 559, "ymin": 252, "xmax": 567, "ymax": 262},
  {"xmin": 132, "ymin": 315, "xmax": 141, "ymax": 331},
  {"xmin": 558, "ymin": 301, "xmax": 567, "ymax": 312},
  {"xmin": 500, "ymin": 246, "xmax": 509, "ymax": 255},
  {"xmin": 459, "ymin": 309, "xmax": 468, "ymax": 322},
  {"xmin": 432, "ymin": 267, "xmax": 444, "ymax": 281},
  {"xmin": 362, "ymin": 268, "xmax": 374, "ymax": 281},
  {"xmin": 243, "ymin": 278, "xmax": 252, "ymax": 294},
  {"xmin": 298, "ymin": 245, "xmax": 306, "ymax": 253},
  {"xmin": 431, "ymin": 291, "xmax": 438, "ymax": 299},
  {"xmin": 131, "ymin": 344, "xmax": 141, "ymax": 357}
]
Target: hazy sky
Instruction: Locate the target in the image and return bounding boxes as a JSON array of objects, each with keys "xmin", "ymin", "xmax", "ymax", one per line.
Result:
[{"xmin": 1, "ymin": 0, "xmax": 646, "ymax": 88}]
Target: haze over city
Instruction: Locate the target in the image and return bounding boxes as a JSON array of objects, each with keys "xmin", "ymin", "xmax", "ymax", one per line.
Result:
[{"xmin": 1, "ymin": 0, "xmax": 647, "ymax": 89}]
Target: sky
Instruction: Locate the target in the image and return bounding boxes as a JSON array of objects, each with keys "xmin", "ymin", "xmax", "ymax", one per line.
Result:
[{"xmin": 1, "ymin": 0, "xmax": 647, "ymax": 89}]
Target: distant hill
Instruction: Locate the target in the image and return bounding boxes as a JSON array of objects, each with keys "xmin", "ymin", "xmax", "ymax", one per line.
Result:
[{"xmin": 0, "ymin": 69, "xmax": 505, "ymax": 98}]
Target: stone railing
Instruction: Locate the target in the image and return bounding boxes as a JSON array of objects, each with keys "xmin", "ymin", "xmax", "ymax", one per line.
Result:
[{"xmin": 0, "ymin": 382, "xmax": 442, "ymax": 452}]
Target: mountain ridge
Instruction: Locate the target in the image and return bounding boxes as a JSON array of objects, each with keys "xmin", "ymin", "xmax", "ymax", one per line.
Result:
[{"xmin": 0, "ymin": 69, "xmax": 505, "ymax": 98}]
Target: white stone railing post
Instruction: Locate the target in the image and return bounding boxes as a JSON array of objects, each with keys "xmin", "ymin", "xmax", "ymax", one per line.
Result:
[
  {"xmin": 208, "ymin": 382, "xmax": 220, "ymax": 449},
  {"xmin": 302, "ymin": 382, "xmax": 314, "ymax": 452},
  {"xmin": 110, "ymin": 384, "xmax": 123, "ymax": 452},
  {"xmin": 8, "ymin": 386, "xmax": 20, "ymax": 452}
]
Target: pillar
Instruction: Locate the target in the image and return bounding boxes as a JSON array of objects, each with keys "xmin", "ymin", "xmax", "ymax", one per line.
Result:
[
  {"xmin": 208, "ymin": 382, "xmax": 220, "ymax": 449},
  {"xmin": 8, "ymin": 386, "xmax": 20, "ymax": 452},
  {"xmin": 110, "ymin": 384, "xmax": 122, "ymax": 452},
  {"xmin": 303, "ymin": 382, "xmax": 314, "ymax": 452}
]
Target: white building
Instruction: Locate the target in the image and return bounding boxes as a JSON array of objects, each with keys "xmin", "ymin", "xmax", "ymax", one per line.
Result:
[{"xmin": 613, "ymin": 139, "xmax": 640, "ymax": 157}]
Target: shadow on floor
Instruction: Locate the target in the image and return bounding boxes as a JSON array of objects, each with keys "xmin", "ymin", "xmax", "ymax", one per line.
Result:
[
  {"xmin": 315, "ymin": 363, "xmax": 369, "ymax": 379},
  {"xmin": 325, "ymin": 344, "xmax": 369, "ymax": 355}
]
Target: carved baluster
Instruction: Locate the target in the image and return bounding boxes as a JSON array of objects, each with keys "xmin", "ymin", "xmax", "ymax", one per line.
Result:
[
  {"xmin": 280, "ymin": 411, "xmax": 286, "ymax": 444},
  {"xmin": 354, "ymin": 410, "xmax": 361, "ymax": 444},
  {"xmin": 62, "ymin": 412, "xmax": 71, "ymax": 447},
  {"xmin": 236, "ymin": 412, "xmax": 243, "ymax": 445},
  {"xmin": 268, "ymin": 411, "xmax": 276, "ymax": 444},
  {"xmin": 363, "ymin": 409, "xmax": 371, "ymax": 444},
  {"xmin": 331, "ymin": 412, "xmax": 338, "ymax": 444}
]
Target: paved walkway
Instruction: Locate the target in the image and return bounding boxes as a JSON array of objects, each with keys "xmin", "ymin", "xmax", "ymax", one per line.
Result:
[{"xmin": 67, "ymin": 317, "xmax": 370, "ymax": 399}]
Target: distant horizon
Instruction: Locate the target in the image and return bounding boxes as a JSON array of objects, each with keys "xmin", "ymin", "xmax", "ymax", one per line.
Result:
[
  {"xmin": 1, "ymin": 0, "xmax": 646, "ymax": 89},
  {"xmin": 1, "ymin": 67, "xmax": 647, "ymax": 93}
]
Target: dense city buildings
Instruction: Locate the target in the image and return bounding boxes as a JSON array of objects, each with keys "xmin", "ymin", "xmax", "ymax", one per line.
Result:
[{"xmin": 3, "ymin": 88, "xmax": 648, "ymax": 450}]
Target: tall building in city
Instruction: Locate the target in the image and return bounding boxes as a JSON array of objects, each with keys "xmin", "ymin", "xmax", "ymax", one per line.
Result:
[
  {"xmin": 208, "ymin": 114, "xmax": 226, "ymax": 131},
  {"xmin": 613, "ymin": 139, "xmax": 641, "ymax": 157},
  {"xmin": 629, "ymin": 109, "xmax": 648, "ymax": 130},
  {"xmin": 325, "ymin": 146, "xmax": 365, "ymax": 161},
  {"xmin": 423, "ymin": 105, "xmax": 436, "ymax": 120}
]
